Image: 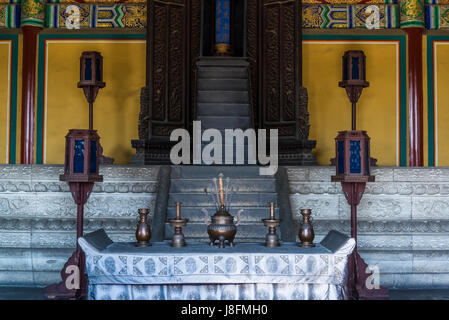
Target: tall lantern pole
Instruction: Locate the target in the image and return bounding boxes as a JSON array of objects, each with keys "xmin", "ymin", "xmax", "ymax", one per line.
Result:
[
  {"xmin": 45, "ymin": 52, "xmax": 105, "ymax": 300},
  {"xmin": 331, "ymin": 50, "xmax": 388, "ymax": 300}
]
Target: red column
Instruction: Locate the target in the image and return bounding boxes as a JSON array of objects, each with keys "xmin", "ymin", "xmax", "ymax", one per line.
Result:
[
  {"xmin": 406, "ymin": 27, "xmax": 424, "ymax": 167},
  {"xmin": 20, "ymin": 26, "xmax": 41, "ymax": 164}
]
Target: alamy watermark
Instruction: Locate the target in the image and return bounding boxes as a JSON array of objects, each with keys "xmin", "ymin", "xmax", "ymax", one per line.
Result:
[
  {"xmin": 170, "ymin": 121, "xmax": 278, "ymax": 175},
  {"xmin": 365, "ymin": 265, "xmax": 381, "ymax": 290}
]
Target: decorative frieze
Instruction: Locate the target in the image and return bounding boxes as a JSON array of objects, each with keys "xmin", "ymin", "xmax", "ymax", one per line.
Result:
[
  {"xmin": 412, "ymin": 197, "xmax": 449, "ymax": 219},
  {"xmin": 321, "ymin": 219, "xmax": 449, "ymax": 233},
  {"xmin": 393, "ymin": 167, "xmax": 449, "ymax": 181},
  {"xmin": 0, "ymin": 1, "xmax": 447, "ymax": 30},
  {"xmin": 303, "ymin": 4, "xmax": 400, "ymax": 29},
  {"xmin": 0, "ymin": 164, "xmax": 160, "ymax": 181},
  {"xmin": 0, "ymin": 4, "xmax": 21, "ymax": 28},
  {"xmin": 0, "ymin": 193, "xmax": 156, "ymax": 218},
  {"xmin": 45, "ymin": 3, "xmax": 146, "ymax": 28}
]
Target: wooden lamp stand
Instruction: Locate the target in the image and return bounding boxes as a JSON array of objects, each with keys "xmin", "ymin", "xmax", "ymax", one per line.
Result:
[
  {"xmin": 332, "ymin": 50, "xmax": 389, "ymax": 300},
  {"xmin": 45, "ymin": 52, "xmax": 105, "ymax": 300}
]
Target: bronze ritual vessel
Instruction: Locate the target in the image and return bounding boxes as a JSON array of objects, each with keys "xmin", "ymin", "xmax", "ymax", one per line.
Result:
[
  {"xmin": 298, "ymin": 209, "xmax": 315, "ymax": 248},
  {"xmin": 135, "ymin": 208, "xmax": 151, "ymax": 247},
  {"xmin": 204, "ymin": 174, "xmax": 242, "ymax": 248},
  {"xmin": 206, "ymin": 205, "xmax": 239, "ymax": 248}
]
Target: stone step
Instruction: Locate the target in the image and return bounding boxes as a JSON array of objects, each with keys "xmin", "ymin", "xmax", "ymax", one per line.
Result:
[
  {"xmin": 166, "ymin": 206, "xmax": 279, "ymax": 222},
  {"xmin": 168, "ymin": 192, "xmax": 278, "ymax": 207},
  {"xmin": 193, "ymin": 143, "xmax": 257, "ymax": 166},
  {"xmin": 169, "ymin": 178, "xmax": 276, "ymax": 193},
  {"xmin": 197, "ymin": 116, "xmax": 251, "ymax": 130},
  {"xmin": 196, "ymin": 57, "xmax": 250, "ymax": 68},
  {"xmin": 198, "ymin": 91, "xmax": 249, "ymax": 104},
  {"xmin": 198, "ymin": 79, "xmax": 248, "ymax": 91},
  {"xmin": 164, "ymin": 222, "xmax": 269, "ymax": 241},
  {"xmin": 197, "ymin": 103, "xmax": 251, "ymax": 117},
  {"xmin": 198, "ymin": 68, "xmax": 247, "ymax": 80},
  {"xmin": 170, "ymin": 165, "xmax": 271, "ymax": 179}
]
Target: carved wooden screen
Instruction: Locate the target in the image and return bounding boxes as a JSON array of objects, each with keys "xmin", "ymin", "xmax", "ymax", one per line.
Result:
[
  {"xmin": 147, "ymin": 0, "xmax": 188, "ymax": 138},
  {"xmin": 259, "ymin": 0, "xmax": 303, "ymax": 139}
]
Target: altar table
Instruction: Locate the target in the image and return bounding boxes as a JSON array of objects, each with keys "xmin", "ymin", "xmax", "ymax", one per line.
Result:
[{"xmin": 79, "ymin": 229, "xmax": 355, "ymax": 300}]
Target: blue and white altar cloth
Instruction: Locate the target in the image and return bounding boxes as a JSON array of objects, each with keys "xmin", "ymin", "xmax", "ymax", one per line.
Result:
[{"xmin": 79, "ymin": 230, "xmax": 355, "ymax": 300}]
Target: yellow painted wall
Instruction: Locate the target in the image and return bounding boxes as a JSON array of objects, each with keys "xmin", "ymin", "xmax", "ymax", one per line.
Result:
[
  {"xmin": 0, "ymin": 40, "xmax": 10, "ymax": 163},
  {"xmin": 3, "ymin": 33, "xmax": 437, "ymax": 166},
  {"xmin": 303, "ymin": 40, "xmax": 400, "ymax": 166},
  {"xmin": 0, "ymin": 38, "xmax": 18, "ymax": 164},
  {"xmin": 432, "ymin": 40, "xmax": 449, "ymax": 166},
  {"xmin": 43, "ymin": 39, "xmax": 146, "ymax": 164}
]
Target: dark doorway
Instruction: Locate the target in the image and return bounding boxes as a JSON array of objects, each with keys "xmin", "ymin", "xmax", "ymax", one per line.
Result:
[{"xmin": 201, "ymin": 0, "xmax": 246, "ymax": 57}]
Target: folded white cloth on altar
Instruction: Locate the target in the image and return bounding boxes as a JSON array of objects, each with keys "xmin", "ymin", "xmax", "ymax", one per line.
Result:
[{"xmin": 79, "ymin": 229, "xmax": 355, "ymax": 300}]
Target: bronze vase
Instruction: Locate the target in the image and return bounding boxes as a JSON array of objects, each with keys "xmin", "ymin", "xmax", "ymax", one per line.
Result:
[
  {"xmin": 298, "ymin": 209, "xmax": 315, "ymax": 248},
  {"xmin": 135, "ymin": 208, "xmax": 151, "ymax": 247}
]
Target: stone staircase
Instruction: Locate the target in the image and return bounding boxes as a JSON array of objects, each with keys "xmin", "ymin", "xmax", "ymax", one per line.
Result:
[
  {"xmin": 164, "ymin": 166, "xmax": 279, "ymax": 242},
  {"xmin": 195, "ymin": 58, "xmax": 253, "ymax": 164}
]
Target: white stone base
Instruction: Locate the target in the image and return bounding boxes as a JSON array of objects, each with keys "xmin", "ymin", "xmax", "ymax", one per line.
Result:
[{"xmin": 0, "ymin": 164, "xmax": 448, "ymax": 289}]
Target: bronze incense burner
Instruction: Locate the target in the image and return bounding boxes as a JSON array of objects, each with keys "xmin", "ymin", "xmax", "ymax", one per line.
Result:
[{"xmin": 203, "ymin": 173, "xmax": 243, "ymax": 248}]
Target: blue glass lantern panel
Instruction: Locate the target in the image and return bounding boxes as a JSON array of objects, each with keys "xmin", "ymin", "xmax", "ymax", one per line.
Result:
[
  {"xmin": 362, "ymin": 58, "xmax": 366, "ymax": 80},
  {"xmin": 337, "ymin": 140, "xmax": 345, "ymax": 174},
  {"xmin": 215, "ymin": 0, "xmax": 231, "ymax": 44},
  {"xmin": 351, "ymin": 57, "xmax": 359, "ymax": 80},
  {"xmin": 65, "ymin": 140, "xmax": 69, "ymax": 174},
  {"xmin": 349, "ymin": 140, "xmax": 361, "ymax": 174},
  {"xmin": 365, "ymin": 140, "xmax": 370, "ymax": 175},
  {"xmin": 73, "ymin": 139, "xmax": 85, "ymax": 173},
  {"xmin": 343, "ymin": 57, "xmax": 348, "ymax": 81},
  {"xmin": 96, "ymin": 58, "xmax": 101, "ymax": 81},
  {"xmin": 85, "ymin": 58, "xmax": 92, "ymax": 81},
  {"xmin": 90, "ymin": 140, "xmax": 97, "ymax": 174}
]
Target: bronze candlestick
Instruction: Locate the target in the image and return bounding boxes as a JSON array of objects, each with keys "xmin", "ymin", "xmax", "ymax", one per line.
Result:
[
  {"xmin": 168, "ymin": 202, "xmax": 189, "ymax": 247},
  {"xmin": 298, "ymin": 209, "xmax": 315, "ymax": 248},
  {"xmin": 262, "ymin": 202, "xmax": 282, "ymax": 247},
  {"xmin": 135, "ymin": 208, "xmax": 151, "ymax": 247}
]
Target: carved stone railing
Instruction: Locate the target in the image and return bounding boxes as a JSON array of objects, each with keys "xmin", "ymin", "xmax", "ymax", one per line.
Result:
[
  {"xmin": 287, "ymin": 166, "xmax": 449, "ymax": 289},
  {"xmin": 0, "ymin": 164, "xmax": 159, "ymax": 286}
]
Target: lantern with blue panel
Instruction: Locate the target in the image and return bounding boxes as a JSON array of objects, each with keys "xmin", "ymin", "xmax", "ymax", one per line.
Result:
[
  {"xmin": 77, "ymin": 51, "xmax": 105, "ymax": 131},
  {"xmin": 332, "ymin": 130, "xmax": 374, "ymax": 183},
  {"xmin": 60, "ymin": 129, "xmax": 103, "ymax": 183},
  {"xmin": 338, "ymin": 50, "xmax": 369, "ymax": 131}
]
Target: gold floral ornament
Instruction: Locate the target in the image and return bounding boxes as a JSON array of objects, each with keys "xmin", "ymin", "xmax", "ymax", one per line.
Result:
[
  {"xmin": 401, "ymin": 0, "xmax": 424, "ymax": 18},
  {"xmin": 302, "ymin": 5, "xmax": 324, "ymax": 28},
  {"xmin": 122, "ymin": 5, "xmax": 146, "ymax": 28},
  {"xmin": 22, "ymin": 0, "xmax": 43, "ymax": 17}
]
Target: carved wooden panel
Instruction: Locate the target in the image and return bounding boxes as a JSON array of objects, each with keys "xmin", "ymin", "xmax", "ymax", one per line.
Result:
[
  {"xmin": 148, "ymin": 0, "xmax": 187, "ymax": 137},
  {"xmin": 246, "ymin": 0, "xmax": 259, "ymax": 128},
  {"xmin": 189, "ymin": 0, "xmax": 202, "ymax": 130},
  {"xmin": 260, "ymin": 0, "xmax": 303, "ymax": 138}
]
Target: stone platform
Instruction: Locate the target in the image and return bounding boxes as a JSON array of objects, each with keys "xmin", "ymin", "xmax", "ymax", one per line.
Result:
[{"xmin": 0, "ymin": 164, "xmax": 448, "ymax": 289}]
